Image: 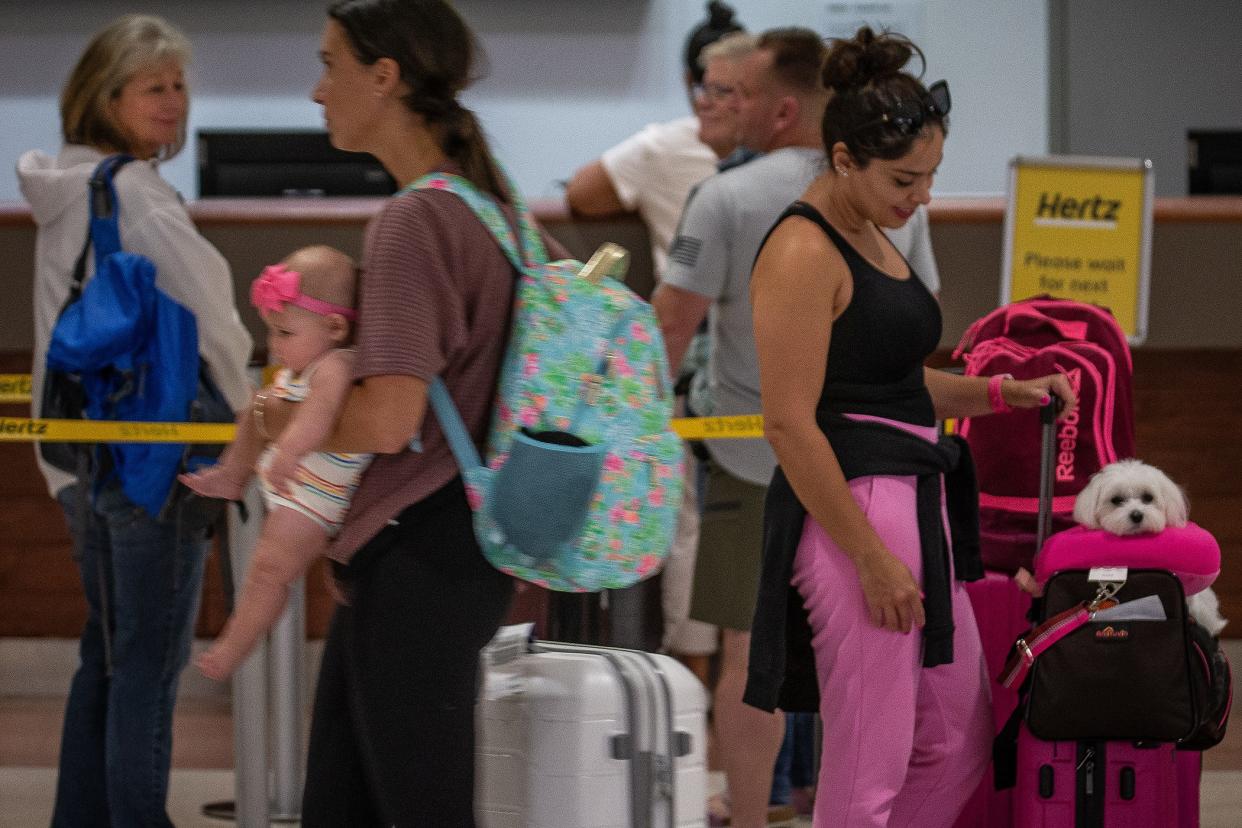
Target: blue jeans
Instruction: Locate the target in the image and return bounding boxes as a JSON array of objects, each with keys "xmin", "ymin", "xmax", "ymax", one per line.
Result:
[
  {"xmin": 771, "ymin": 712, "xmax": 817, "ymax": 805},
  {"xmin": 52, "ymin": 481, "xmax": 208, "ymax": 828}
]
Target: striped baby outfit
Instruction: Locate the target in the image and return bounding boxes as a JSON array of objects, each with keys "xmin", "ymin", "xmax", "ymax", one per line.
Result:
[{"xmin": 258, "ymin": 350, "xmax": 373, "ymax": 536}]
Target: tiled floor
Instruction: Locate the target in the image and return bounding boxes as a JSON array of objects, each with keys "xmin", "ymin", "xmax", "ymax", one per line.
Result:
[
  {"xmin": 3, "ymin": 639, "xmax": 1241, "ymax": 826},
  {"xmin": 2, "ymin": 769, "xmax": 1241, "ymax": 828}
]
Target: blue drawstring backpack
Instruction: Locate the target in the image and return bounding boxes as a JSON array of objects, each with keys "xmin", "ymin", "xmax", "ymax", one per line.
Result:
[{"xmin": 43, "ymin": 155, "xmax": 228, "ymax": 518}]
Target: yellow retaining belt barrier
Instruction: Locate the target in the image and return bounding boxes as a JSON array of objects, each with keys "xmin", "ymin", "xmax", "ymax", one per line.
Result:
[
  {"xmin": 0, "ymin": 374, "xmax": 33, "ymax": 404},
  {"xmin": 0, "ymin": 415, "xmax": 764, "ymax": 443},
  {"xmin": 0, "ymin": 374, "xmax": 956, "ymax": 442},
  {"xmin": 0, "ymin": 417, "xmax": 237, "ymax": 443},
  {"xmin": 1, "ymin": 374, "xmax": 768, "ymax": 442}
]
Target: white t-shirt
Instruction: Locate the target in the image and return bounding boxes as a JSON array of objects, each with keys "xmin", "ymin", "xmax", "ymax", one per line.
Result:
[
  {"xmin": 18, "ymin": 145, "xmax": 254, "ymax": 498},
  {"xmin": 600, "ymin": 116, "xmax": 719, "ymax": 280}
]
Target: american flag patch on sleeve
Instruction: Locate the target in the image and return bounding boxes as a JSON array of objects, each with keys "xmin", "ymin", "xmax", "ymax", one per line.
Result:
[{"xmin": 669, "ymin": 235, "xmax": 702, "ymax": 268}]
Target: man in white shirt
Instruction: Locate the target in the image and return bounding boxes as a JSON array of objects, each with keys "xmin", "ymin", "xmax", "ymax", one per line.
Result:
[{"xmin": 564, "ymin": 18, "xmax": 749, "ymax": 279}]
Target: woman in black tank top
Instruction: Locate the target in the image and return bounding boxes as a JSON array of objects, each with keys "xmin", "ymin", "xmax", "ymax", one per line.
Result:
[{"xmin": 744, "ymin": 28, "xmax": 1078, "ymax": 828}]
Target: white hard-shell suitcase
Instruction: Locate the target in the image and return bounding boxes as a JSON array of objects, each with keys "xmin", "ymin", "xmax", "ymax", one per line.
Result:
[{"xmin": 476, "ymin": 625, "xmax": 708, "ymax": 828}]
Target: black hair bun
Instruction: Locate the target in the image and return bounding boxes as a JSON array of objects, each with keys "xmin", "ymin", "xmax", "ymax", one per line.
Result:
[
  {"xmin": 821, "ymin": 26, "xmax": 917, "ymax": 92},
  {"xmin": 707, "ymin": 1, "xmax": 736, "ymax": 28},
  {"xmin": 684, "ymin": 1, "xmax": 745, "ymax": 84}
]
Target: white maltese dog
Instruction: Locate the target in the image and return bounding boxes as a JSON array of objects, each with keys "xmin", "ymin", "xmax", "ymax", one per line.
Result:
[
  {"xmin": 1073, "ymin": 459, "xmax": 1189, "ymax": 536},
  {"xmin": 1074, "ymin": 459, "xmax": 1226, "ymax": 635}
]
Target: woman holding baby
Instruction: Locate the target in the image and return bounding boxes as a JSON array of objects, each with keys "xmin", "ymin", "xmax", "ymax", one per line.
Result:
[{"xmin": 242, "ymin": 1, "xmax": 570, "ymax": 824}]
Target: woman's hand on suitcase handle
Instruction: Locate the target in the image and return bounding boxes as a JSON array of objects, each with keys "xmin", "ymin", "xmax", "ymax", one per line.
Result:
[
  {"xmin": 855, "ymin": 548, "xmax": 926, "ymax": 633},
  {"xmin": 1002, "ymin": 373, "xmax": 1078, "ymax": 421}
]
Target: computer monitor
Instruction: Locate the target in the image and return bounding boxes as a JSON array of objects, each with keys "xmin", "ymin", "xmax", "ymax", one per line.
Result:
[
  {"xmin": 1188, "ymin": 130, "xmax": 1242, "ymax": 195},
  {"xmin": 197, "ymin": 129, "xmax": 396, "ymax": 197}
]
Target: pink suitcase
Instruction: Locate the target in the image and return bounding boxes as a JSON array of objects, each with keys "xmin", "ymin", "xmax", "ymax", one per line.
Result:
[
  {"xmin": 976, "ymin": 402, "xmax": 1207, "ymax": 827},
  {"xmin": 1026, "ymin": 522, "xmax": 1220, "ymax": 827},
  {"xmin": 954, "ymin": 571, "xmax": 1032, "ymax": 828},
  {"xmin": 1013, "ymin": 727, "xmax": 1178, "ymax": 828},
  {"xmin": 1176, "ymin": 751, "xmax": 1201, "ymax": 828}
]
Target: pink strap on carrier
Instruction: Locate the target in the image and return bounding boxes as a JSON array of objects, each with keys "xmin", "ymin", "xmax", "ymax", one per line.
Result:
[
  {"xmin": 1000, "ymin": 601, "xmax": 1094, "ymax": 689},
  {"xmin": 1000, "ymin": 577, "xmax": 1128, "ymax": 689}
]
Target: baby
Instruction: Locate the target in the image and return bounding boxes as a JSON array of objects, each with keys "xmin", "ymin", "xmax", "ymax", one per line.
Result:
[{"xmin": 181, "ymin": 244, "xmax": 372, "ymax": 681}]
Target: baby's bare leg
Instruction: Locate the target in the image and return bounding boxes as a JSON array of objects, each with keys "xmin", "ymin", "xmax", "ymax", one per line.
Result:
[{"xmin": 198, "ymin": 505, "xmax": 327, "ymax": 681}]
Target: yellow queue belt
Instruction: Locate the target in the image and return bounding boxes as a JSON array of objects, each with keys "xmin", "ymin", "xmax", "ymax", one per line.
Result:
[
  {"xmin": 1, "ymin": 375, "xmax": 768, "ymax": 441},
  {"xmin": 0, "ymin": 375, "xmax": 960, "ymax": 441},
  {"xmin": 0, "ymin": 415, "xmax": 765, "ymax": 443},
  {"xmin": 0, "ymin": 374, "xmax": 34, "ymax": 404},
  {"xmin": 0, "ymin": 375, "xmax": 959, "ymax": 441},
  {"xmin": 0, "ymin": 417, "xmax": 237, "ymax": 443}
]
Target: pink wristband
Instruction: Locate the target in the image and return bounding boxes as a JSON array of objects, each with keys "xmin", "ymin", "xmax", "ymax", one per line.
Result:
[{"xmin": 988, "ymin": 373, "xmax": 1014, "ymax": 414}]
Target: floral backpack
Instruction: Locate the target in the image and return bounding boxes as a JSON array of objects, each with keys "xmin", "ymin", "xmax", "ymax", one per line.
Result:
[{"xmin": 406, "ymin": 173, "xmax": 683, "ymax": 592}]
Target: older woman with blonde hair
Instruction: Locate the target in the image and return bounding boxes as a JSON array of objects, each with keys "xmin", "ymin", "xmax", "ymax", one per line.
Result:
[{"xmin": 18, "ymin": 14, "xmax": 251, "ymax": 826}]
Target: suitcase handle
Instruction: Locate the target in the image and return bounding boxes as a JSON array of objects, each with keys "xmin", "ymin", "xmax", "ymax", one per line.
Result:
[{"xmin": 1035, "ymin": 396, "xmax": 1061, "ymax": 552}]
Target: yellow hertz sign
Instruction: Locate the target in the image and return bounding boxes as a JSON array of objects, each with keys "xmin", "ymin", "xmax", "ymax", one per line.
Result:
[
  {"xmin": 1004, "ymin": 156, "xmax": 1152, "ymax": 343},
  {"xmin": 0, "ymin": 375, "xmax": 766, "ymax": 441}
]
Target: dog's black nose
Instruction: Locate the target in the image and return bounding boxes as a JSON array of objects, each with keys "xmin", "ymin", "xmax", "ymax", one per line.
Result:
[{"xmin": 1129, "ymin": 510, "xmax": 1144, "ymax": 524}]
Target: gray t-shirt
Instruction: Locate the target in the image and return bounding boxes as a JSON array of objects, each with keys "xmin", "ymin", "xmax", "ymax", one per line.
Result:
[{"xmin": 664, "ymin": 146, "xmax": 938, "ymax": 484}]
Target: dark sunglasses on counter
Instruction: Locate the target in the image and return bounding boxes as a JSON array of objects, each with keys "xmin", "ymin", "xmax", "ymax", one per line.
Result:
[{"xmin": 852, "ymin": 79, "xmax": 951, "ymax": 137}]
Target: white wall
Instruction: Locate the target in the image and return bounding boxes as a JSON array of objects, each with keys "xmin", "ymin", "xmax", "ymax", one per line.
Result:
[
  {"xmin": 1060, "ymin": 0, "xmax": 1242, "ymax": 196},
  {"xmin": 0, "ymin": 0, "xmax": 1047, "ymax": 202}
]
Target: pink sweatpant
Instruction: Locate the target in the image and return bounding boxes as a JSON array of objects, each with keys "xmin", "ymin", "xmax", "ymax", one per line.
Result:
[{"xmin": 792, "ymin": 422, "xmax": 991, "ymax": 827}]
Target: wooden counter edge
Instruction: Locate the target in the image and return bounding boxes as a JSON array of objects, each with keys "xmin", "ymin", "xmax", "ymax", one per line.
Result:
[{"xmin": 4, "ymin": 195, "xmax": 1242, "ymax": 227}]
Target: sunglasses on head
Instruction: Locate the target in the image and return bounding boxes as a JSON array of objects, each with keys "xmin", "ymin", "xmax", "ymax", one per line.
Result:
[{"xmin": 852, "ymin": 79, "xmax": 951, "ymax": 137}]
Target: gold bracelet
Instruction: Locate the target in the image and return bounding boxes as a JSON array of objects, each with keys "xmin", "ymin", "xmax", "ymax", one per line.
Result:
[{"xmin": 253, "ymin": 391, "xmax": 270, "ymax": 441}]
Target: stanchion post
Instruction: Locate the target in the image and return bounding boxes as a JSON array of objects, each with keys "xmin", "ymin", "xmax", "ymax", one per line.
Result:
[
  {"xmin": 268, "ymin": 574, "xmax": 304, "ymax": 820},
  {"xmin": 228, "ymin": 484, "xmax": 270, "ymax": 828}
]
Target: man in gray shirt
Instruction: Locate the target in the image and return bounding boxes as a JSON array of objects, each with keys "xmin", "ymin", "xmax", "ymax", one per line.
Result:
[
  {"xmin": 654, "ymin": 28, "xmax": 829, "ymax": 827},
  {"xmin": 653, "ymin": 27, "xmax": 941, "ymax": 827}
]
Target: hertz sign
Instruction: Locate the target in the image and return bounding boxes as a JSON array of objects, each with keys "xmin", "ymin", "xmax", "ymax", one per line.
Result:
[{"xmin": 1002, "ymin": 156, "xmax": 1153, "ymax": 344}]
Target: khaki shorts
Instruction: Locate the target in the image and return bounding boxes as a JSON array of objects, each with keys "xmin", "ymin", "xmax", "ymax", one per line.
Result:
[{"xmin": 689, "ymin": 460, "xmax": 768, "ymax": 632}]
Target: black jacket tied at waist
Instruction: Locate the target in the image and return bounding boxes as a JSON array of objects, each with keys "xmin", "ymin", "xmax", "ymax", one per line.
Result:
[{"xmin": 743, "ymin": 412, "xmax": 983, "ymax": 714}]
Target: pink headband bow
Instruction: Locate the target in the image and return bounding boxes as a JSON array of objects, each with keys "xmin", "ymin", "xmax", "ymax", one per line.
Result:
[{"xmin": 250, "ymin": 264, "xmax": 357, "ymax": 320}]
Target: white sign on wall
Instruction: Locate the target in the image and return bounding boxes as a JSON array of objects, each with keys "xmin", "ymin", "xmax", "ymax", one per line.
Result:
[{"xmin": 821, "ymin": 1, "xmax": 927, "ymax": 44}]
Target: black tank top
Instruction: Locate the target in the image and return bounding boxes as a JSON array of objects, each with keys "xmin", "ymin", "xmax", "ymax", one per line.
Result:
[{"xmin": 761, "ymin": 201, "xmax": 942, "ymax": 425}]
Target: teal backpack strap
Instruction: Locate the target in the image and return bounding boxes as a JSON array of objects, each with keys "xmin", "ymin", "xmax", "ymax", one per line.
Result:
[
  {"xmin": 402, "ymin": 172, "xmax": 530, "ymax": 273},
  {"xmin": 427, "ymin": 377, "xmax": 483, "ymax": 472},
  {"xmin": 400, "ymin": 167, "xmax": 545, "ymax": 477},
  {"xmin": 491, "ymin": 163, "xmax": 549, "ymax": 266}
]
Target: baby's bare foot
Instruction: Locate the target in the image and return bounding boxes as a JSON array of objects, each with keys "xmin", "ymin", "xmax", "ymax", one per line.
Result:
[
  {"xmin": 196, "ymin": 644, "xmax": 243, "ymax": 682},
  {"xmin": 179, "ymin": 466, "xmax": 246, "ymax": 500}
]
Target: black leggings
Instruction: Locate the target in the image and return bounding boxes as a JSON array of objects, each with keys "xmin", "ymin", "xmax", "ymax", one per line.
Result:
[{"xmin": 302, "ymin": 478, "xmax": 514, "ymax": 827}]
